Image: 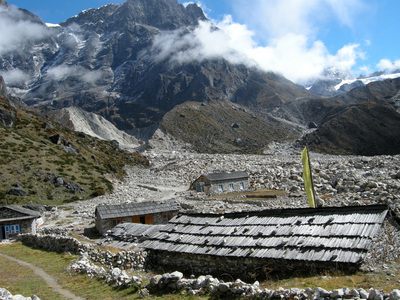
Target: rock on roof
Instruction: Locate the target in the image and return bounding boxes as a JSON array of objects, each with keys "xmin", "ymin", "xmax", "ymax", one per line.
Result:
[
  {"xmin": 95, "ymin": 199, "xmax": 180, "ymax": 220},
  {"xmin": 140, "ymin": 205, "xmax": 389, "ymax": 264},
  {"xmin": 203, "ymin": 171, "xmax": 248, "ymax": 182}
]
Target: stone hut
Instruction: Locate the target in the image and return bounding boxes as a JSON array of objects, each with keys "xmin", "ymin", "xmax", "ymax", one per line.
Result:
[
  {"xmin": 0, "ymin": 205, "xmax": 41, "ymax": 240},
  {"xmin": 95, "ymin": 199, "xmax": 180, "ymax": 235},
  {"xmin": 141, "ymin": 205, "xmax": 390, "ymax": 280},
  {"xmin": 190, "ymin": 171, "xmax": 249, "ymax": 194}
]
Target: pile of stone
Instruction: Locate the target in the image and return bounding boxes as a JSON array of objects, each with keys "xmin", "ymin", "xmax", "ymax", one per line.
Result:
[
  {"xmin": 67, "ymin": 254, "xmax": 142, "ymax": 288},
  {"xmin": 0, "ymin": 288, "xmax": 40, "ymax": 300},
  {"xmin": 146, "ymin": 272, "xmax": 400, "ymax": 300},
  {"xmin": 67, "ymin": 253, "xmax": 106, "ymax": 278}
]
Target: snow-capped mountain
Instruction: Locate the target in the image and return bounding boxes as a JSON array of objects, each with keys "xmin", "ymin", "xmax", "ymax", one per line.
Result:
[
  {"xmin": 1, "ymin": 0, "xmax": 400, "ymax": 156},
  {"xmin": 0, "ymin": 0, "xmax": 311, "ymax": 133},
  {"xmin": 308, "ymin": 69, "xmax": 400, "ymax": 96}
]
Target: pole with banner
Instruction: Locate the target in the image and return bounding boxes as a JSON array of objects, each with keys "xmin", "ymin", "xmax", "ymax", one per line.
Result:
[{"xmin": 301, "ymin": 146, "xmax": 316, "ymax": 208}]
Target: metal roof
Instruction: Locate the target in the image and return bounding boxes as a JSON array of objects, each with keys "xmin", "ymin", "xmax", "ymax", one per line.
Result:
[
  {"xmin": 140, "ymin": 205, "xmax": 389, "ymax": 264},
  {"xmin": 95, "ymin": 199, "xmax": 180, "ymax": 220},
  {"xmin": 0, "ymin": 205, "xmax": 41, "ymax": 222},
  {"xmin": 203, "ymin": 171, "xmax": 249, "ymax": 182}
]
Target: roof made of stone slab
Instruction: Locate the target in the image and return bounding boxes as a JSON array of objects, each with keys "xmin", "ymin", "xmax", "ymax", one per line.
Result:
[
  {"xmin": 140, "ymin": 205, "xmax": 389, "ymax": 264},
  {"xmin": 97, "ymin": 223, "xmax": 165, "ymax": 250},
  {"xmin": 0, "ymin": 205, "xmax": 41, "ymax": 223},
  {"xmin": 203, "ymin": 171, "xmax": 248, "ymax": 182},
  {"xmin": 96, "ymin": 199, "xmax": 180, "ymax": 220}
]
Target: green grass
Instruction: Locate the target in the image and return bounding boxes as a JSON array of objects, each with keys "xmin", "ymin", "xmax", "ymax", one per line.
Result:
[
  {"xmin": 0, "ymin": 243, "xmax": 208, "ymax": 299},
  {"xmin": 0, "ymin": 96, "xmax": 149, "ymax": 206},
  {"xmin": 0, "ymin": 243, "xmax": 398, "ymax": 299}
]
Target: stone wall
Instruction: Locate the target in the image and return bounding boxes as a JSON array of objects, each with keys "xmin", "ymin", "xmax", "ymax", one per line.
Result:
[
  {"xmin": 146, "ymin": 250, "xmax": 357, "ymax": 281},
  {"xmin": 17, "ymin": 234, "xmax": 146, "ymax": 270}
]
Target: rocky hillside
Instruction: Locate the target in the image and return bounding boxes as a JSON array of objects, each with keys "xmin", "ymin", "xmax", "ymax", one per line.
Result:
[
  {"xmin": 160, "ymin": 100, "xmax": 301, "ymax": 153},
  {"xmin": 300, "ymin": 102, "xmax": 400, "ymax": 155},
  {"xmin": 0, "ymin": 93, "xmax": 149, "ymax": 206}
]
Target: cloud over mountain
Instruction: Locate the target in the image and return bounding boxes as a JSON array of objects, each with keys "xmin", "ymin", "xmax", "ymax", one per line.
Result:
[
  {"xmin": 181, "ymin": 0, "xmax": 370, "ymax": 83},
  {"xmin": 0, "ymin": 6, "xmax": 51, "ymax": 55}
]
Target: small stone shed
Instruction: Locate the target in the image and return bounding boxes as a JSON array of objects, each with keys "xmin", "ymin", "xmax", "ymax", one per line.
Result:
[
  {"xmin": 190, "ymin": 171, "xmax": 249, "ymax": 194},
  {"xmin": 0, "ymin": 205, "xmax": 41, "ymax": 240},
  {"xmin": 141, "ymin": 205, "xmax": 390, "ymax": 280},
  {"xmin": 95, "ymin": 199, "xmax": 180, "ymax": 235}
]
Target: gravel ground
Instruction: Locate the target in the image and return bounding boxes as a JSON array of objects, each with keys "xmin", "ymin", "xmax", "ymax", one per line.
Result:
[{"xmin": 39, "ymin": 136, "xmax": 400, "ymax": 273}]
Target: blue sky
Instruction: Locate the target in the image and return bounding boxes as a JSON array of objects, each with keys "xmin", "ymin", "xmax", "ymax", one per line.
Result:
[{"xmin": 6, "ymin": 0, "xmax": 400, "ymax": 83}]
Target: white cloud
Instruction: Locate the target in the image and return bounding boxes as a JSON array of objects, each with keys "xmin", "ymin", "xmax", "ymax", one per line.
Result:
[
  {"xmin": 150, "ymin": 17, "xmax": 363, "ymax": 83},
  {"xmin": 153, "ymin": 0, "xmax": 368, "ymax": 83},
  {"xmin": 47, "ymin": 65, "xmax": 104, "ymax": 84},
  {"xmin": 377, "ymin": 59, "xmax": 400, "ymax": 73},
  {"xmin": 0, "ymin": 69, "xmax": 30, "ymax": 85},
  {"xmin": 0, "ymin": 6, "xmax": 50, "ymax": 55}
]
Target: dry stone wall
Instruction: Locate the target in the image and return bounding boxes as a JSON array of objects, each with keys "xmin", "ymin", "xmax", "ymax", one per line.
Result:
[{"xmin": 16, "ymin": 234, "xmax": 146, "ymax": 271}]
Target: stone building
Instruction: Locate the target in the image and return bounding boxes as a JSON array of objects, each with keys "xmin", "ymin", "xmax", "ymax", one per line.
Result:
[
  {"xmin": 190, "ymin": 171, "xmax": 249, "ymax": 194},
  {"xmin": 141, "ymin": 205, "xmax": 391, "ymax": 280},
  {"xmin": 95, "ymin": 199, "xmax": 180, "ymax": 235},
  {"xmin": 0, "ymin": 205, "xmax": 41, "ymax": 240}
]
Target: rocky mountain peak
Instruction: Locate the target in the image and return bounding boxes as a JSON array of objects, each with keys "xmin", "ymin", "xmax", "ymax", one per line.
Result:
[
  {"xmin": 0, "ymin": 0, "xmax": 8, "ymax": 7},
  {"xmin": 122, "ymin": 0, "xmax": 206, "ymax": 29},
  {"xmin": 62, "ymin": 0, "xmax": 206, "ymax": 31}
]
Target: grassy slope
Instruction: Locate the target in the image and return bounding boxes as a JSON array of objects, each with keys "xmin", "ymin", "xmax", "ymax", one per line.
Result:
[
  {"xmin": 161, "ymin": 101, "xmax": 300, "ymax": 154},
  {"xmin": 0, "ymin": 97, "xmax": 149, "ymax": 206}
]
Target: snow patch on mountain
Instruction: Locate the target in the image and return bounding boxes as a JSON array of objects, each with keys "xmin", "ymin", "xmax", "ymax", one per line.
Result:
[
  {"xmin": 65, "ymin": 107, "xmax": 140, "ymax": 149},
  {"xmin": 335, "ymin": 72, "xmax": 400, "ymax": 90}
]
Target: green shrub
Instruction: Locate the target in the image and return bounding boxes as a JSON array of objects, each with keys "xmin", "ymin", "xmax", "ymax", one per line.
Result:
[{"xmin": 91, "ymin": 188, "xmax": 106, "ymax": 197}]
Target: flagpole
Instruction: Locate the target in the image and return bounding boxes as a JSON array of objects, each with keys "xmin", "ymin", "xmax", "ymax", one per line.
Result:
[
  {"xmin": 307, "ymin": 145, "xmax": 316, "ymax": 205},
  {"xmin": 301, "ymin": 145, "xmax": 316, "ymax": 208}
]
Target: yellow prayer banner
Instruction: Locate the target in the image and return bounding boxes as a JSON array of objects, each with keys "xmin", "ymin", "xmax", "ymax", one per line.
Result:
[{"xmin": 301, "ymin": 146, "xmax": 316, "ymax": 208}]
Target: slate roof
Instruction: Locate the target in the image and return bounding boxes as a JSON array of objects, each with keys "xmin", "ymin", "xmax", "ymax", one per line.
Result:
[
  {"xmin": 203, "ymin": 171, "xmax": 248, "ymax": 182},
  {"xmin": 0, "ymin": 205, "xmax": 41, "ymax": 222},
  {"xmin": 140, "ymin": 205, "xmax": 389, "ymax": 264},
  {"xmin": 97, "ymin": 223, "xmax": 165, "ymax": 250},
  {"xmin": 95, "ymin": 199, "xmax": 180, "ymax": 220}
]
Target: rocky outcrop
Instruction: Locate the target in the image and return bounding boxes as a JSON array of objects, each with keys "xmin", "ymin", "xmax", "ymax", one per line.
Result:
[
  {"xmin": 0, "ymin": 288, "xmax": 40, "ymax": 300},
  {"xmin": 0, "ymin": 76, "xmax": 7, "ymax": 97},
  {"xmin": 6, "ymin": 184, "xmax": 27, "ymax": 197},
  {"xmin": 0, "ymin": 107, "xmax": 15, "ymax": 128}
]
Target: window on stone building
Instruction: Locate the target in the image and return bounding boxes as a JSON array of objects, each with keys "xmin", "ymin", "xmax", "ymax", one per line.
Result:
[{"xmin": 111, "ymin": 218, "xmax": 122, "ymax": 228}]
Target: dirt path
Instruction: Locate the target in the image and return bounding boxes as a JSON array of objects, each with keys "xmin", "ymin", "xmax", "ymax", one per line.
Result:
[{"xmin": 0, "ymin": 252, "xmax": 84, "ymax": 300}]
